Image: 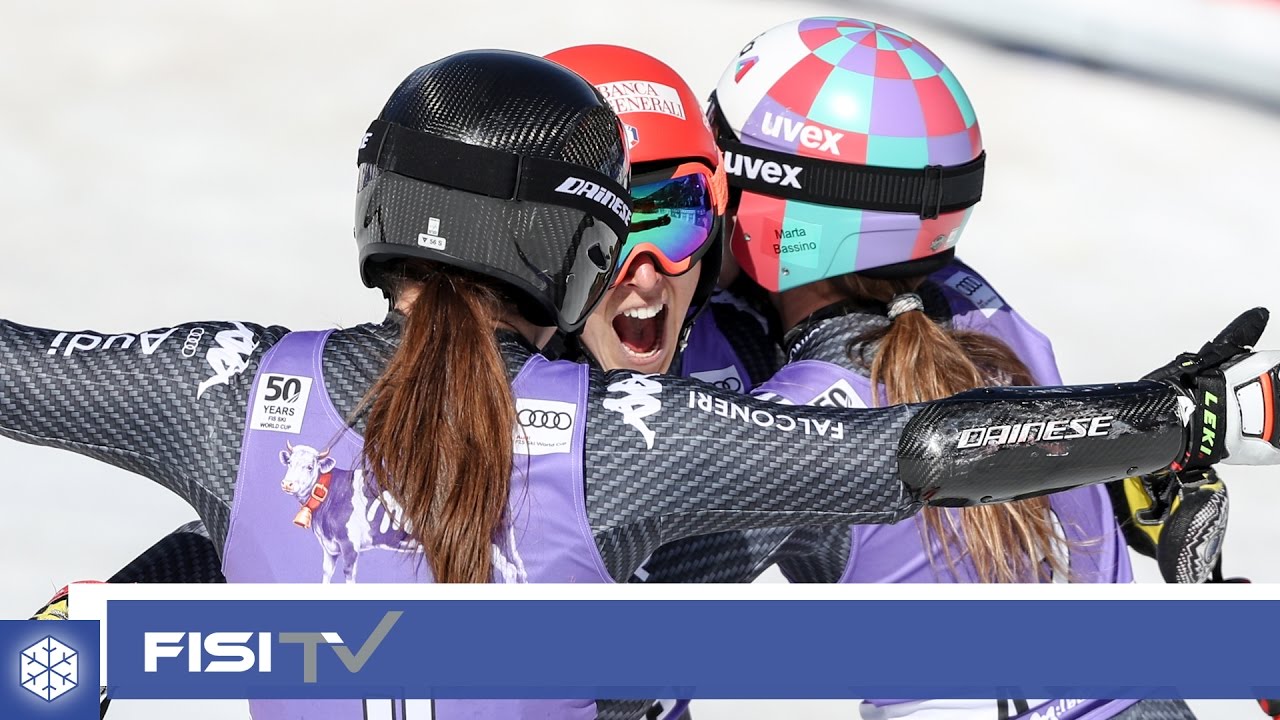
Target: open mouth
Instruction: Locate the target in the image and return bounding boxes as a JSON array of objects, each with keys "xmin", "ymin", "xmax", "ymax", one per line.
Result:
[{"xmin": 611, "ymin": 303, "xmax": 667, "ymax": 360}]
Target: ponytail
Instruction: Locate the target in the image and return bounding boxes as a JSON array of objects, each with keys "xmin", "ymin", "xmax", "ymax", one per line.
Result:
[
  {"xmin": 361, "ymin": 261, "xmax": 515, "ymax": 583},
  {"xmin": 830, "ymin": 274, "xmax": 1070, "ymax": 583}
]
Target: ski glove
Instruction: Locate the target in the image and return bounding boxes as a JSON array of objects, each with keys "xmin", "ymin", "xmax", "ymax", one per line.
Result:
[{"xmin": 1144, "ymin": 308, "xmax": 1279, "ymax": 470}]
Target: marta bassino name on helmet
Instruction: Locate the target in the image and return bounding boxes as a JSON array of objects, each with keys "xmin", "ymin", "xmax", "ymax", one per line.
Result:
[
  {"xmin": 555, "ymin": 177, "xmax": 632, "ymax": 225},
  {"xmin": 688, "ymin": 390, "xmax": 844, "ymax": 439}
]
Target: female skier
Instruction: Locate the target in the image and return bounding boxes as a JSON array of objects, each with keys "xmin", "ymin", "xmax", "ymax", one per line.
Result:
[
  {"xmin": 4, "ymin": 46, "xmax": 1278, "ymax": 720},
  {"xmin": 43, "ymin": 44, "xmax": 745, "ymax": 720},
  {"xmin": 35, "ymin": 46, "xmax": 767, "ymax": 720},
  {"xmin": 705, "ymin": 16, "xmax": 1247, "ymax": 719},
  {"xmin": 546, "ymin": 44, "xmax": 778, "ymax": 390}
]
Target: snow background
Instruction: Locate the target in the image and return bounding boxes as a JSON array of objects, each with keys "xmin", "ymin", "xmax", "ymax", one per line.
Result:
[{"xmin": 1, "ymin": 0, "xmax": 1277, "ymax": 717}]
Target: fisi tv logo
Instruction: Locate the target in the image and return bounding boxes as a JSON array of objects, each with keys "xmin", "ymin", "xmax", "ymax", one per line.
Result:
[{"xmin": 143, "ymin": 610, "xmax": 401, "ymax": 682}]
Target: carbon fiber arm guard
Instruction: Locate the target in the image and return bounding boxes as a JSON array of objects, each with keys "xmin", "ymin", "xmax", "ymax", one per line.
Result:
[
  {"xmin": 899, "ymin": 380, "xmax": 1186, "ymax": 506},
  {"xmin": 0, "ymin": 319, "xmax": 285, "ymax": 548}
]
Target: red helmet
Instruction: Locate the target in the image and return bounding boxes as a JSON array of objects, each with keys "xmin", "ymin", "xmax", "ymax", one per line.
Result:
[
  {"xmin": 548, "ymin": 44, "xmax": 720, "ymax": 169},
  {"xmin": 547, "ymin": 45, "xmax": 727, "ymax": 318}
]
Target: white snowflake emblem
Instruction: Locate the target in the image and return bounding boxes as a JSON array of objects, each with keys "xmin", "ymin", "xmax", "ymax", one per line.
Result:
[{"xmin": 20, "ymin": 635, "xmax": 79, "ymax": 702}]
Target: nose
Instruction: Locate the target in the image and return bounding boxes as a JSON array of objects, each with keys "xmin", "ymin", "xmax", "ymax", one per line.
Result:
[{"xmin": 619, "ymin": 253, "xmax": 662, "ymax": 293}]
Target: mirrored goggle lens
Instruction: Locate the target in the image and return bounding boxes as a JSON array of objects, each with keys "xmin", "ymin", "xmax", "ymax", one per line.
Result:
[{"xmin": 614, "ymin": 172, "xmax": 715, "ymax": 279}]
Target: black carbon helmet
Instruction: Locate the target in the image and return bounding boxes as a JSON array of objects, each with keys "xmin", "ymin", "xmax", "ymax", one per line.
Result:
[{"xmin": 355, "ymin": 50, "xmax": 633, "ymax": 333}]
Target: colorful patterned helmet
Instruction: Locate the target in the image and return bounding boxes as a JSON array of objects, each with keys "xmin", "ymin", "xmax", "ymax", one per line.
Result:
[
  {"xmin": 546, "ymin": 44, "xmax": 728, "ymax": 317},
  {"xmin": 709, "ymin": 18, "xmax": 986, "ymax": 292}
]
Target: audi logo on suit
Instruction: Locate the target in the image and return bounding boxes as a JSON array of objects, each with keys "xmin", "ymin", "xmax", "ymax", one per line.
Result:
[{"xmin": 518, "ymin": 409, "xmax": 574, "ymax": 430}]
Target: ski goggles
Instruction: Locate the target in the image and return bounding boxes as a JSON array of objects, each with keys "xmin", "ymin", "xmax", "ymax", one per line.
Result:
[{"xmin": 612, "ymin": 161, "xmax": 727, "ymax": 285}]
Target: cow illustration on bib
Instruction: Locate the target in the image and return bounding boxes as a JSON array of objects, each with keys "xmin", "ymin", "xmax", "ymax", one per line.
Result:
[
  {"xmin": 277, "ymin": 441, "xmax": 529, "ymax": 584},
  {"xmin": 277, "ymin": 442, "xmax": 420, "ymax": 583}
]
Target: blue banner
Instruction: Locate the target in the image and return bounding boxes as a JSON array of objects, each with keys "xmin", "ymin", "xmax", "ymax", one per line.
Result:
[
  {"xmin": 101, "ymin": 599, "xmax": 1280, "ymax": 700},
  {"xmin": 1, "ymin": 620, "xmax": 100, "ymax": 720}
]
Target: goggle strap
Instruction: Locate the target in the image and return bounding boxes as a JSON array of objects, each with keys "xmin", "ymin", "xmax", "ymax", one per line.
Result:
[
  {"xmin": 359, "ymin": 119, "xmax": 633, "ymax": 238},
  {"xmin": 708, "ymin": 94, "xmax": 982, "ymax": 219},
  {"xmin": 717, "ymin": 134, "xmax": 983, "ymax": 219}
]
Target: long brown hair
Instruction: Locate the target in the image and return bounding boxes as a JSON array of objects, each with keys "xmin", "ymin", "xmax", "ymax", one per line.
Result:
[
  {"xmin": 360, "ymin": 260, "xmax": 516, "ymax": 583},
  {"xmin": 829, "ymin": 274, "xmax": 1069, "ymax": 583}
]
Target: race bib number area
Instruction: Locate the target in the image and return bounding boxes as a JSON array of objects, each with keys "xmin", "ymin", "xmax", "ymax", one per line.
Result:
[
  {"xmin": 249, "ymin": 373, "xmax": 313, "ymax": 434},
  {"xmin": 513, "ymin": 398, "xmax": 577, "ymax": 456}
]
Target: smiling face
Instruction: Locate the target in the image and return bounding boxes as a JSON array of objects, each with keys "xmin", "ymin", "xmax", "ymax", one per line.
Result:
[{"xmin": 581, "ymin": 255, "xmax": 701, "ymax": 373}]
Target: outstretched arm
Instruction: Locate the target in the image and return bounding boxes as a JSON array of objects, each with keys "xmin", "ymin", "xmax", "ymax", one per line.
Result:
[
  {"xmin": 0, "ymin": 319, "xmax": 285, "ymax": 541},
  {"xmin": 581, "ymin": 369, "xmax": 1187, "ymax": 580},
  {"xmin": 582, "ymin": 310, "xmax": 1279, "ymax": 580}
]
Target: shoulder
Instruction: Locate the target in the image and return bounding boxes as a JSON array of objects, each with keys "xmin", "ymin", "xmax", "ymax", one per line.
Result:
[
  {"xmin": 928, "ymin": 259, "xmax": 1063, "ymax": 385},
  {"xmin": 928, "ymin": 258, "xmax": 1013, "ymax": 318},
  {"xmin": 508, "ymin": 347, "xmax": 592, "ymax": 400},
  {"xmin": 319, "ymin": 321, "xmax": 399, "ymax": 387},
  {"xmin": 178, "ymin": 321, "xmax": 285, "ymax": 398}
]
